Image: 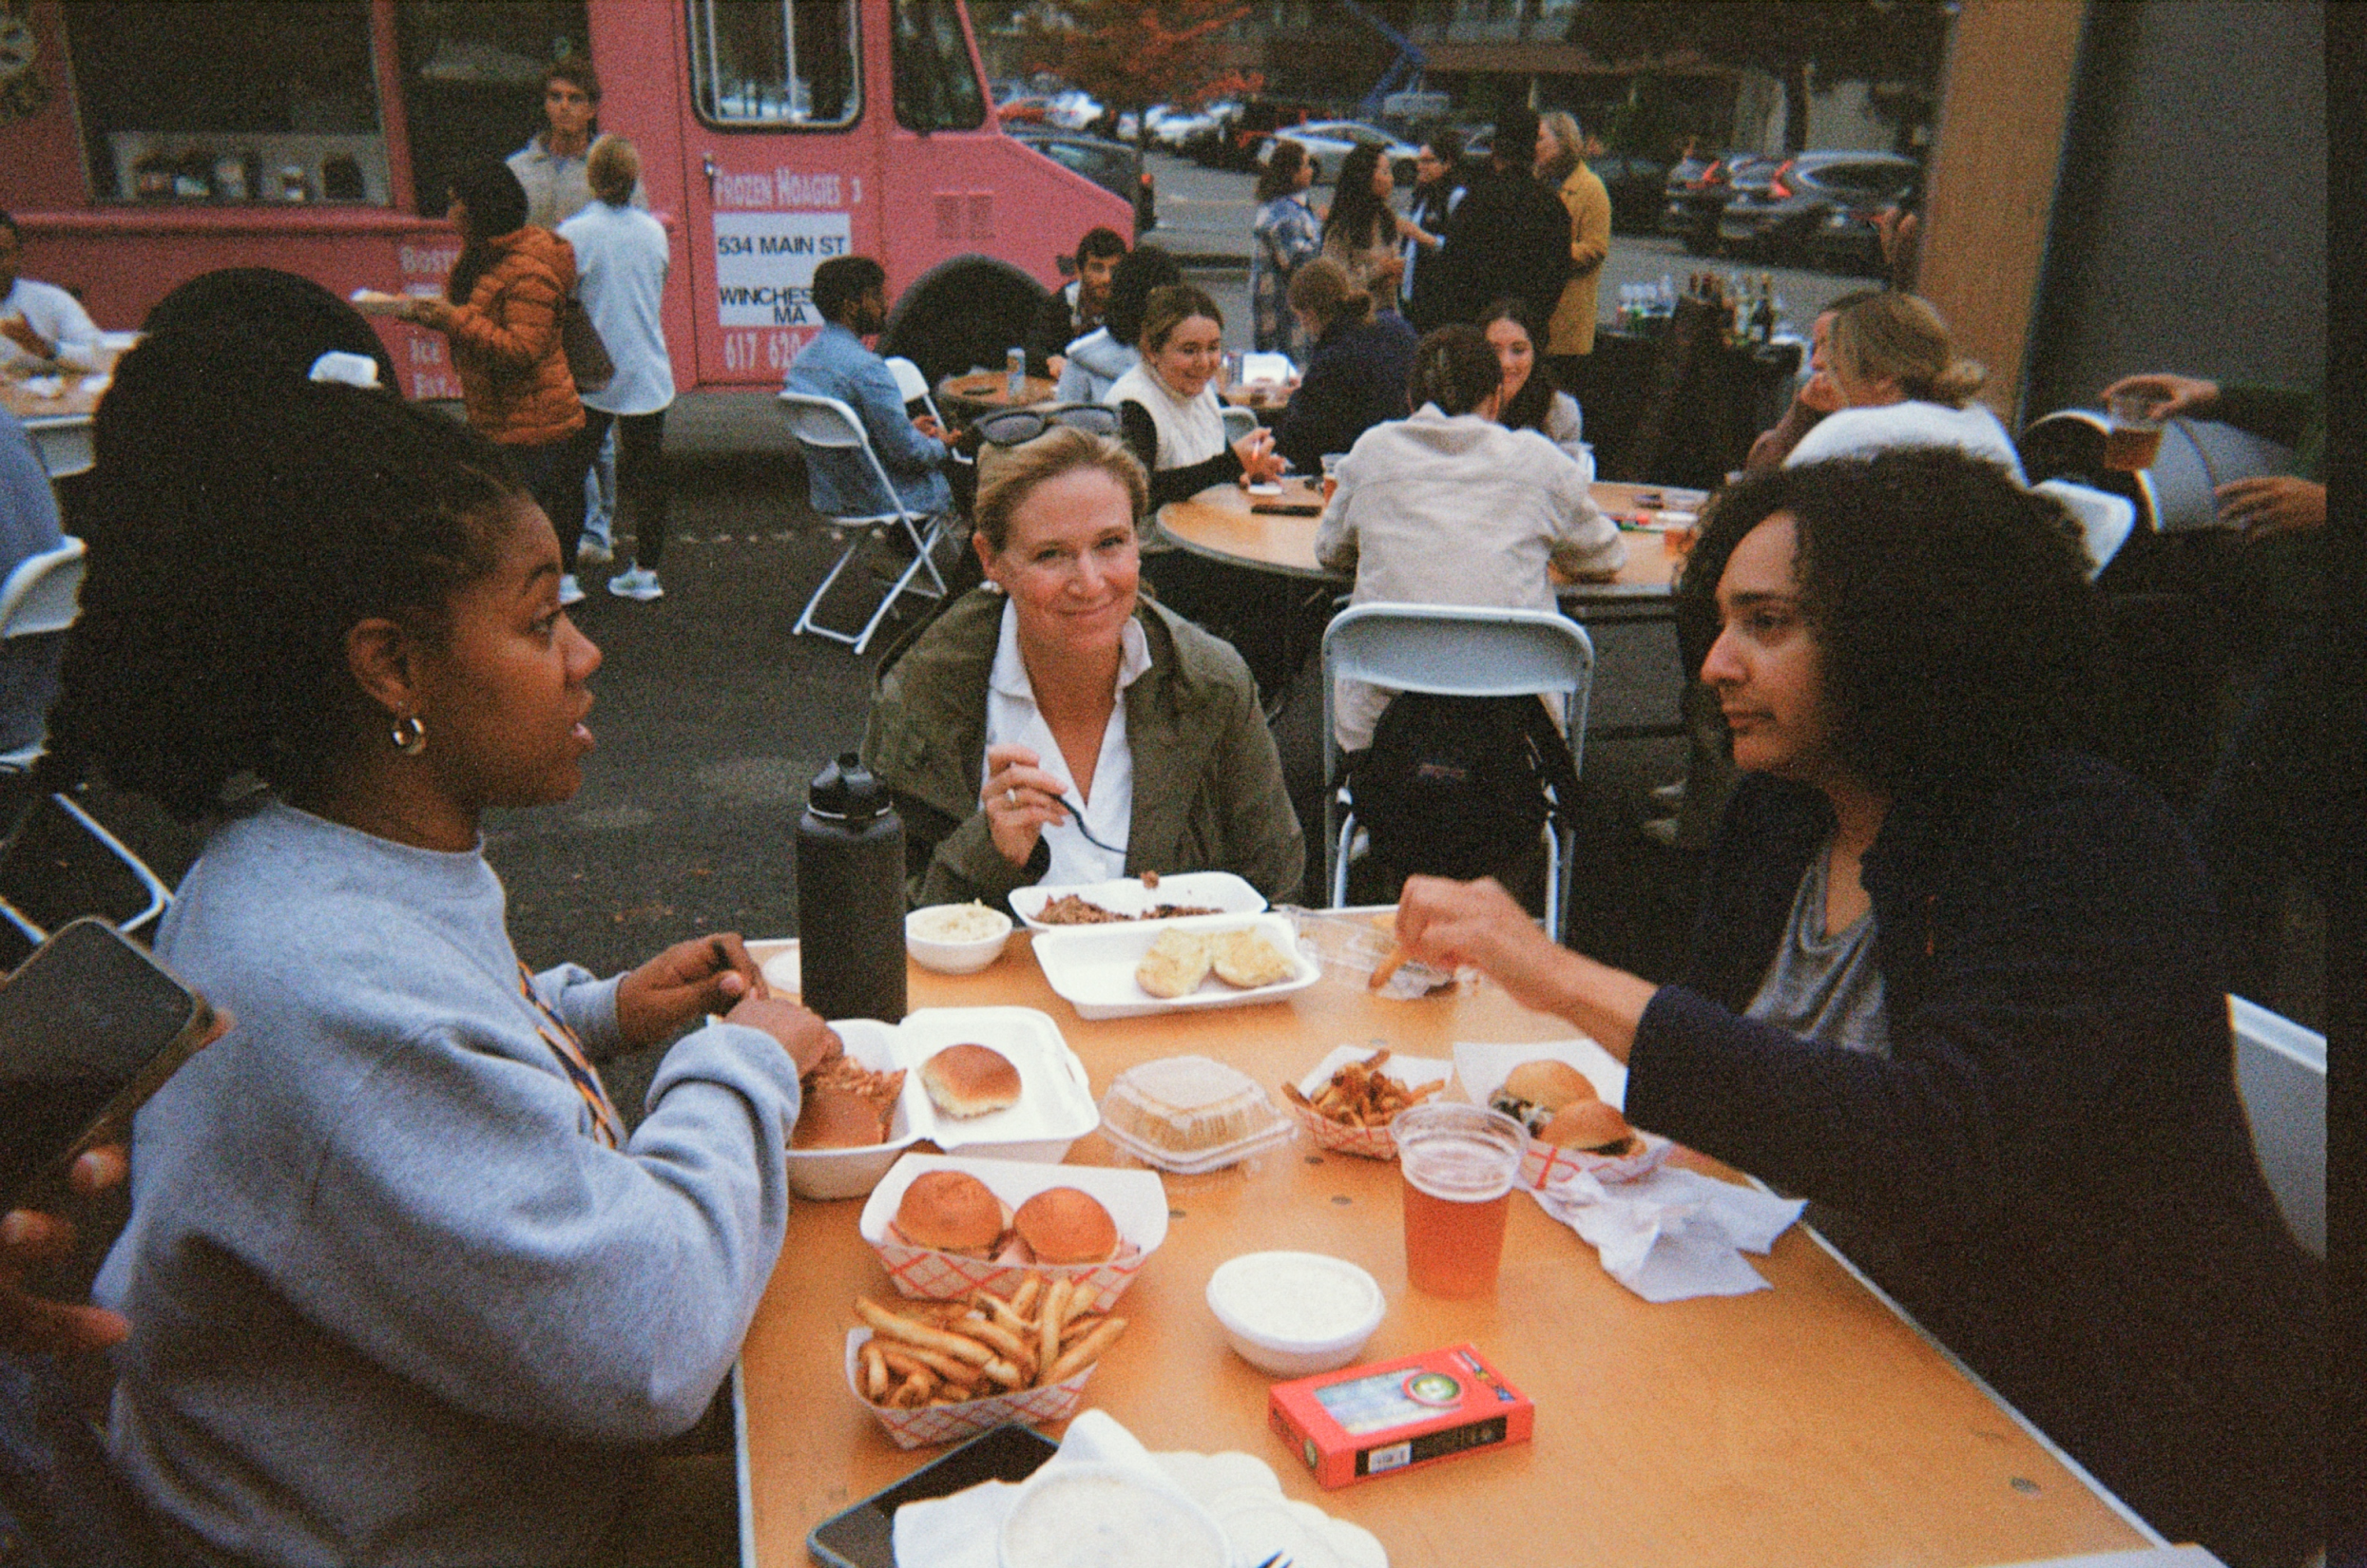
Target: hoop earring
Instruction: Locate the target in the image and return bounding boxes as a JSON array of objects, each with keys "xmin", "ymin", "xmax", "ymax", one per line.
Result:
[{"xmin": 391, "ymin": 715, "xmax": 428, "ymax": 757}]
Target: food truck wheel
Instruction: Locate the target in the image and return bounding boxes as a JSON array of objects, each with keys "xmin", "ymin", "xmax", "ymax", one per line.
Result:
[{"xmin": 877, "ymin": 256, "xmax": 1050, "ymax": 389}]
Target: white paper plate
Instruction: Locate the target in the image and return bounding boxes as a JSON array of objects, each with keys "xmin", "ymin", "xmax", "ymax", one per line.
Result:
[
  {"xmin": 1152, "ymin": 1450, "xmax": 1388, "ymax": 1568},
  {"xmin": 1033, "ymin": 914, "xmax": 1318, "ymax": 1022},
  {"xmin": 1010, "ymin": 871, "xmax": 1266, "ymax": 932}
]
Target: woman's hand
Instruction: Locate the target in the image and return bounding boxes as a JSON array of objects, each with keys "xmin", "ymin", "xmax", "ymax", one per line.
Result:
[
  {"xmin": 2099, "ymin": 372, "xmax": 2218, "ymax": 421},
  {"xmin": 0, "ymin": 1146, "xmax": 131, "ymax": 1354},
  {"xmin": 2216, "ymin": 475, "xmax": 2324, "ymax": 540},
  {"xmin": 1233, "ymin": 428, "xmax": 1285, "ymax": 485},
  {"xmin": 616, "ymin": 934, "xmax": 767, "ymax": 1050},
  {"xmin": 723, "ymin": 997, "xmax": 842, "ymax": 1077},
  {"xmin": 398, "ymin": 296, "xmax": 457, "ymax": 333},
  {"xmin": 982, "ymin": 741, "xmax": 1070, "ymax": 868},
  {"xmin": 1396, "ymin": 876, "xmax": 1658, "ymax": 1059}
]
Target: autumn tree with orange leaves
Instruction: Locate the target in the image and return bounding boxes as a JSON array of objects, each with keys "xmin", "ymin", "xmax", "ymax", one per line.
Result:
[{"xmin": 1021, "ymin": 2, "xmax": 1260, "ymax": 140}]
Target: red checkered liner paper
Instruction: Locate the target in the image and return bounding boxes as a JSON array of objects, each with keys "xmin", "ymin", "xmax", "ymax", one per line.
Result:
[
  {"xmin": 1284, "ymin": 1098, "xmax": 1407, "ymax": 1160},
  {"xmin": 1284, "ymin": 1045, "xmax": 1455, "ymax": 1161},
  {"xmin": 871, "ymin": 1237, "xmax": 1146, "ymax": 1316},
  {"xmin": 844, "ymin": 1329, "xmax": 1091, "ymax": 1450},
  {"xmin": 1518, "ymin": 1130, "xmax": 1674, "ymax": 1190}
]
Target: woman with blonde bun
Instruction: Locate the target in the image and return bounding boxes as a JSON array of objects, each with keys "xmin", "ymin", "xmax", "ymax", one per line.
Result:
[{"xmin": 1781, "ymin": 292, "xmax": 2024, "ymax": 480}]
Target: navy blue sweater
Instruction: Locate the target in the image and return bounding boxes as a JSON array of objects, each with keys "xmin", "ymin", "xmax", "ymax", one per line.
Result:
[
  {"xmin": 1627, "ymin": 755, "xmax": 2319, "ymax": 1563},
  {"xmin": 1270, "ymin": 312, "xmax": 1417, "ymax": 476}
]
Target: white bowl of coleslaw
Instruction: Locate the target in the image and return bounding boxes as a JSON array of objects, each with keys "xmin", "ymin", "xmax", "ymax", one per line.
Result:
[{"xmin": 906, "ymin": 903, "xmax": 1013, "ymax": 974}]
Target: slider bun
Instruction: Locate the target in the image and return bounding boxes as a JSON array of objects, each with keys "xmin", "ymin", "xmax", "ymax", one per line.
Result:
[
  {"xmin": 921, "ymin": 1043, "xmax": 1022, "ymax": 1118},
  {"xmin": 895, "ymin": 1171, "xmax": 1009, "ymax": 1256},
  {"xmin": 791, "ymin": 1080, "xmax": 892, "ymax": 1149},
  {"xmin": 1501, "ymin": 1060, "xmax": 1596, "ymax": 1114},
  {"xmin": 1538, "ymin": 1099, "xmax": 1638, "ymax": 1155},
  {"xmin": 1012, "ymin": 1187, "xmax": 1119, "ymax": 1265}
]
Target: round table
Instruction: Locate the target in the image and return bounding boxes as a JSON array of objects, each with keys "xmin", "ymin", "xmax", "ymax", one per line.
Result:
[{"xmin": 934, "ymin": 370, "xmax": 1059, "ymax": 423}]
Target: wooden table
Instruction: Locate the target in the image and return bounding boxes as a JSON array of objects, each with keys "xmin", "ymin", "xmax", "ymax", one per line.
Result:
[
  {"xmin": 736, "ymin": 935, "xmax": 2156, "ymax": 1567},
  {"xmin": 1, "ymin": 370, "xmax": 109, "ymax": 478},
  {"xmin": 935, "ymin": 371, "xmax": 1059, "ymax": 422},
  {"xmin": 1155, "ymin": 478, "xmax": 1708, "ymax": 605}
]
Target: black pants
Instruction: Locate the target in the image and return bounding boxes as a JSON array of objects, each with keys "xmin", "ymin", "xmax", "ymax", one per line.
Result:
[
  {"xmin": 509, "ymin": 428, "xmax": 600, "ymax": 573},
  {"xmin": 583, "ymin": 409, "xmax": 671, "ymax": 570}
]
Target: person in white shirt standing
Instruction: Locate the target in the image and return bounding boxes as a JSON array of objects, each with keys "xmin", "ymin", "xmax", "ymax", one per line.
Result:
[
  {"xmin": 0, "ymin": 212, "xmax": 102, "ymax": 373},
  {"xmin": 558, "ymin": 137, "xmax": 677, "ymax": 601}
]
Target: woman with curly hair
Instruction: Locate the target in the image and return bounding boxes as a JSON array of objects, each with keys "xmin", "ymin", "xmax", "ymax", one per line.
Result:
[
  {"xmin": 49, "ymin": 283, "xmax": 838, "ymax": 1567},
  {"xmin": 1391, "ymin": 449, "xmax": 2320, "ymax": 1568},
  {"xmin": 1248, "ymin": 139, "xmax": 1321, "ymax": 356},
  {"xmin": 1319, "ymin": 143, "xmax": 1404, "ymax": 316}
]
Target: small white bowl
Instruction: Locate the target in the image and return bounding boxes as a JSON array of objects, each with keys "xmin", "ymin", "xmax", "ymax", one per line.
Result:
[
  {"xmin": 905, "ymin": 905, "xmax": 1012, "ymax": 974},
  {"xmin": 1204, "ymin": 1251, "xmax": 1384, "ymax": 1377}
]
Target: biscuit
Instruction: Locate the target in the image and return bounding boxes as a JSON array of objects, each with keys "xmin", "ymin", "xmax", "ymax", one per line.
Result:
[
  {"xmin": 1135, "ymin": 928, "xmax": 1212, "ymax": 998},
  {"xmin": 1211, "ymin": 927, "xmax": 1296, "ymax": 989}
]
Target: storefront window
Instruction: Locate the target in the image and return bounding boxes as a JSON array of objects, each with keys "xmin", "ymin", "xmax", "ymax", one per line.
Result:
[
  {"xmin": 394, "ymin": 2, "xmax": 591, "ymax": 214},
  {"xmin": 689, "ymin": 0, "xmax": 861, "ymax": 128},
  {"xmin": 893, "ymin": 0, "xmax": 984, "ymax": 133},
  {"xmin": 65, "ymin": 1, "xmax": 388, "ymax": 203}
]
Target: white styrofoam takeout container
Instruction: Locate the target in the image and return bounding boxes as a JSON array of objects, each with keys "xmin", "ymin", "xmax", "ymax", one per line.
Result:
[
  {"xmin": 1031, "ymin": 913, "xmax": 1318, "ymax": 1022},
  {"xmin": 777, "ymin": 1007, "xmax": 1097, "ymax": 1200},
  {"xmin": 1009, "ymin": 870, "xmax": 1265, "ymax": 932},
  {"xmin": 859, "ymin": 1152, "xmax": 1168, "ymax": 1313}
]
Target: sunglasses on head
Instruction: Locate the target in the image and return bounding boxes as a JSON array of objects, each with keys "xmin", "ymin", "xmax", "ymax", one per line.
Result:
[{"xmin": 972, "ymin": 403, "xmax": 1121, "ymax": 447}]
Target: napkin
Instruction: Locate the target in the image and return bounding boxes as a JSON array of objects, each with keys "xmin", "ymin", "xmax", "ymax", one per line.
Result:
[
  {"xmin": 1532, "ymin": 1165, "xmax": 1804, "ymax": 1303},
  {"xmin": 894, "ymin": 1409, "xmax": 1227, "ymax": 1568}
]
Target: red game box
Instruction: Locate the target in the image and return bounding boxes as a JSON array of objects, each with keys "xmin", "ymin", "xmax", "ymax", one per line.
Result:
[{"xmin": 1267, "ymin": 1343, "xmax": 1532, "ymax": 1489}]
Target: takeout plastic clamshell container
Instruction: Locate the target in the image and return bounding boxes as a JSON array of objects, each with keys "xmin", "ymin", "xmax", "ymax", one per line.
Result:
[
  {"xmin": 1097, "ymin": 1056, "xmax": 1297, "ymax": 1176},
  {"xmin": 843, "ymin": 1328, "xmax": 1095, "ymax": 1450},
  {"xmin": 780, "ymin": 1007, "xmax": 1098, "ymax": 1200},
  {"xmin": 1031, "ymin": 912, "xmax": 1319, "ymax": 1022},
  {"xmin": 1450, "ymin": 1040, "xmax": 1674, "ymax": 1188},
  {"xmin": 859, "ymin": 1153, "xmax": 1168, "ymax": 1313},
  {"xmin": 1009, "ymin": 870, "xmax": 1265, "ymax": 932},
  {"xmin": 1284, "ymin": 1044, "xmax": 1453, "ymax": 1160}
]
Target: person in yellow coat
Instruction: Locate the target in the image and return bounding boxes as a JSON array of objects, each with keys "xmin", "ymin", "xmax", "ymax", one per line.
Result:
[{"xmin": 1536, "ymin": 111, "xmax": 1611, "ymax": 390}]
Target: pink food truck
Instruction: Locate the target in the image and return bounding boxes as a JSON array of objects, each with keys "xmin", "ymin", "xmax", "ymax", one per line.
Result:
[{"xmin": 0, "ymin": 0, "xmax": 1130, "ymax": 397}]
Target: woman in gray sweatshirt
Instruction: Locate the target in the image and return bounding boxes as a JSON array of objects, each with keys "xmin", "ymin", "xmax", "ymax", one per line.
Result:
[{"xmin": 48, "ymin": 292, "xmax": 838, "ymax": 1568}]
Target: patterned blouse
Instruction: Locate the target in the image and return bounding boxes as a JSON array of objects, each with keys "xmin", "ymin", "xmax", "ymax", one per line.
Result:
[{"xmin": 1249, "ymin": 193, "xmax": 1322, "ymax": 357}]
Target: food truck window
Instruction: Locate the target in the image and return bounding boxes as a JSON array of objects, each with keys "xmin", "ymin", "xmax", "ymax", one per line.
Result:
[
  {"xmin": 63, "ymin": 1, "xmax": 388, "ymax": 203},
  {"xmin": 688, "ymin": 0, "xmax": 860, "ymax": 128},
  {"xmin": 892, "ymin": 0, "xmax": 985, "ymax": 133},
  {"xmin": 394, "ymin": 2, "xmax": 593, "ymax": 213}
]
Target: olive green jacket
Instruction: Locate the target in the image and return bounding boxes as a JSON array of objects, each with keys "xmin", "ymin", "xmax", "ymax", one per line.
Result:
[{"xmin": 861, "ymin": 590, "xmax": 1305, "ymax": 910}]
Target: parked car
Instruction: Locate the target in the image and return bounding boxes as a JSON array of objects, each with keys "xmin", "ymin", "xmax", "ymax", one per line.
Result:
[
  {"xmin": 994, "ymin": 94, "xmax": 1049, "ymax": 125},
  {"xmin": 1044, "ymin": 89, "xmax": 1104, "ymax": 131},
  {"xmin": 1809, "ymin": 177, "xmax": 1922, "ymax": 277},
  {"xmin": 1265, "ymin": 120, "xmax": 1421, "ymax": 187},
  {"xmin": 1662, "ymin": 152, "xmax": 1776, "ymax": 253},
  {"xmin": 1007, "ymin": 124, "xmax": 1155, "ymax": 237},
  {"xmin": 1200, "ymin": 99, "xmax": 1316, "ymax": 170},
  {"xmin": 1717, "ymin": 152, "xmax": 1920, "ymax": 263},
  {"xmin": 1583, "ymin": 151, "xmax": 1672, "ymax": 234},
  {"xmin": 1149, "ymin": 100, "xmax": 1229, "ymax": 150}
]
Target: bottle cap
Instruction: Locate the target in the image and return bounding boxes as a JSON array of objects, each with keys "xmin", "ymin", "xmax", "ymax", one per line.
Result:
[{"xmin": 807, "ymin": 753, "xmax": 893, "ymax": 823}]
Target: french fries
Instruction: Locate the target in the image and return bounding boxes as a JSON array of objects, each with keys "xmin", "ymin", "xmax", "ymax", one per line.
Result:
[
  {"xmin": 1368, "ymin": 942, "xmax": 1407, "ymax": 991},
  {"xmin": 1282, "ymin": 1047, "xmax": 1440, "ymax": 1129},
  {"xmin": 853, "ymin": 1278, "xmax": 1128, "ymax": 1407}
]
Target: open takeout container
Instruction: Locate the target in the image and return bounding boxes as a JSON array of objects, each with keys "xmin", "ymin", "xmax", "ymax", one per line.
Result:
[
  {"xmin": 1284, "ymin": 1044, "xmax": 1453, "ymax": 1160},
  {"xmin": 1032, "ymin": 913, "xmax": 1318, "ymax": 1022},
  {"xmin": 1009, "ymin": 870, "xmax": 1266, "ymax": 932},
  {"xmin": 843, "ymin": 1328, "xmax": 1095, "ymax": 1450},
  {"xmin": 779, "ymin": 1007, "xmax": 1097, "ymax": 1200},
  {"xmin": 859, "ymin": 1153, "xmax": 1168, "ymax": 1313},
  {"xmin": 1451, "ymin": 1040, "xmax": 1673, "ymax": 1188}
]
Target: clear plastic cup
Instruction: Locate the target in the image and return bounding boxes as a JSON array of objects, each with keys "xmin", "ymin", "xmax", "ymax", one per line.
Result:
[
  {"xmin": 1393, "ymin": 1103, "xmax": 1526, "ymax": 1297},
  {"xmin": 2103, "ymin": 390, "xmax": 2164, "ymax": 471},
  {"xmin": 1319, "ymin": 452, "xmax": 1342, "ymax": 502}
]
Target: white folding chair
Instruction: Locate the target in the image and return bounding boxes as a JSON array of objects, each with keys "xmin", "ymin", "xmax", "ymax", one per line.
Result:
[
  {"xmin": 883, "ymin": 355, "xmax": 972, "ymax": 468},
  {"xmin": 777, "ymin": 392, "xmax": 949, "ymax": 656},
  {"xmin": 0, "ymin": 536, "xmax": 87, "ymax": 771},
  {"xmin": 0, "ymin": 789, "xmax": 176, "ymax": 960},
  {"xmin": 2228, "ymin": 995, "xmax": 2324, "ymax": 1258},
  {"xmin": 1320, "ymin": 603, "xmax": 1594, "ymax": 941},
  {"xmin": 2033, "ymin": 478, "xmax": 2137, "ymax": 581},
  {"xmin": 1220, "ymin": 405, "xmax": 1259, "ymax": 445}
]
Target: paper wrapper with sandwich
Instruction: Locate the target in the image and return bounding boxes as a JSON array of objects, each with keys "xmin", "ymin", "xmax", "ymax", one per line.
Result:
[{"xmin": 1452, "ymin": 1040, "xmax": 1674, "ymax": 1187}]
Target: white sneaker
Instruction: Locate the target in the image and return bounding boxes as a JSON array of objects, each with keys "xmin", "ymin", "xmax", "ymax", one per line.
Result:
[
  {"xmin": 558, "ymin": 574, "xmax": 586, "ymax": 606},
  {"xmin": 607, "ymin": 565, "xmax": 664, "ymax": 602},
  {"xmin": 576, "ymin": 538, "xmax": 614, "ymax": 567}
]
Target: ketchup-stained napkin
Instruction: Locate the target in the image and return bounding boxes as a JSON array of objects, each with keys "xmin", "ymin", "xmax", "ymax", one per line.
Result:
[
  {"xmin": 1531, "ymin": 1165, "xmax": 1804, "ymax": 1303},
  {"xmin": 894, "ymin": 1410, "xmax": 1208, "ymax": 1568}
]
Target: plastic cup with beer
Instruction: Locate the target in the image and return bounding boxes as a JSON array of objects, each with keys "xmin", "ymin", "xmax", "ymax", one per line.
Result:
[
  {"xmin": 2103, "ymin": 390, "xmax": 2165, "ymax": 472},
  {"xmin": 1319, "ymin": 452, "xmax": 1342, "ymax": 502},
  {"xmin": 1393, "ymin": 1102, "xmax": 1527, "ymax": 1297}
]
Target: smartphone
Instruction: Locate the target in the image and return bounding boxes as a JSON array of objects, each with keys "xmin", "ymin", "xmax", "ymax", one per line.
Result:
[
  {"xmin": 806, "ymin": 1423, "xmax": 1058, "ymax": 1568},
  {"xmin": 1250, "ymin": 500, "xmax": 1322, "ymax": 516},
  {"xmin": 0, "ymin": 918, "xmax": 216, "ymax": 1210}
]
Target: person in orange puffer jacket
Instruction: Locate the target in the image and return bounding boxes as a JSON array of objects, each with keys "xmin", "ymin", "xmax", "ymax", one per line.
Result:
[{"xmin": 402, "ymin": 160, "xmax": 598, "ymax": 603}]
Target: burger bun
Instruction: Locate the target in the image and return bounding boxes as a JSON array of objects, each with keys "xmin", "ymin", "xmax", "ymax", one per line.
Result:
[
  {"xmin": 1538, "ymin": 1100, "xmax": 1640, "ymax": 1157},
  {"xmin": 791, "ymin": 1080, "xmax": 894, "ymax": 1149},
  {"xmin": 921, "ymin": 1043, "xmax": 1023, "ymax": 1119},
  {"xmin": 1012, "ymin": 1186, "xmax": 1120, "ymax": 1266},
  {"xmin": 1500, "ymin": 1060, "xmax": 1596, "ymax": 1114},
  {"xmin": 894, "ymin": 1170, "xmax": 1010, "ymax": 1257}
]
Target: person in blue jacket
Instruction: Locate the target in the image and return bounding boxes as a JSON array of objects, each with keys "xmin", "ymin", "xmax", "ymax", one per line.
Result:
[
  {"xmin": 1393, "ymin": 449, "xmax": 2321, "ymax": 1568},
  {"xmin": 785, "ymin": 254, "xmax": 960, "ymax": 520}
]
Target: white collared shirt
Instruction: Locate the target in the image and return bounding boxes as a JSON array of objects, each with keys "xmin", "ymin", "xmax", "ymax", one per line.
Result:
[{"xmin": 983, "ymin": 598, "xmax": 1151, "ymax": 885}]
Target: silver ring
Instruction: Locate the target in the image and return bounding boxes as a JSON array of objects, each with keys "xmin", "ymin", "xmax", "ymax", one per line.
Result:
[{"xmin": 1006, "ymin": 788, "xmax": 1019, "ymax": 807}]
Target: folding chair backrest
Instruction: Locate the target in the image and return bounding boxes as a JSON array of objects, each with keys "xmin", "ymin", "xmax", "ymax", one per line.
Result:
[
  {"xmin": 2229, "ymin": 994, "xmax": 2324, "ymax": 1257},
  {"xmin": 1220, "ymin": 405, "xmax": 1258, "ymax": 445},
  {"xmin": 0, "ymin": 791, "xmax": 175, "ymax": 942},
  {"xmin": 776, "ymin": 392, "xmax": 915, "ymax": 526},
  {"xmin": 0, "ymin": 537, "xmax": 87, "ymax": 642},
  {"xmin": 1322, "ymin": 602, "xmax": 1594, "ymax": 726},
  {"xmin": 2033, "ymin": 479, "xmax": 2137, "ymax": 581},
  {"xmin": 884, "ymin": 355, "xmax": 937, "ymax": 418}
]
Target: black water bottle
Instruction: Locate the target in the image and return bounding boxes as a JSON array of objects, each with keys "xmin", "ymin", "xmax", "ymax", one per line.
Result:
[{"xmin": 795, "ymin": 754, "xmax": 906, "ymax": 1023}]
